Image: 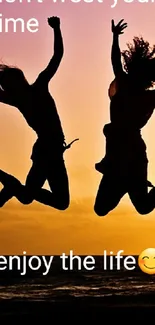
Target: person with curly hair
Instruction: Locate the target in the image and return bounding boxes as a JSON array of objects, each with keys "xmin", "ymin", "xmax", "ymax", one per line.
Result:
[{"xmin": 94, "ymin": 19, "xmax": 155, "ymax": 216}]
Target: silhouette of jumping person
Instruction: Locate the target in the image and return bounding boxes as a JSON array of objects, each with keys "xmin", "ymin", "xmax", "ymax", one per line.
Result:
[
  {"xmin": 0, "ymin": 16, "xmax": 78, "ymax": 209},
  {"xmin": 94, "ymin": 19, "xmax": 155, "ymax": 216}
]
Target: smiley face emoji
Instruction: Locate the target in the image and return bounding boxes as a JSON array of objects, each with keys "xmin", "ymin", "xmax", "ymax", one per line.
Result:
[{"xmin": 138, "ymin": 248, "xmax": 155, "ymax": 274}]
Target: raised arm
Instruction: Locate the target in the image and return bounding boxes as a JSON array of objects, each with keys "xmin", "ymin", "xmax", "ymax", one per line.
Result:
[
  {"xmin": 37, "ymin": 16, "xmax": 64, "ymax": 84},
  {"xmin": 111, "ymin": 19, "xmax": 127, "ymax": 77}
]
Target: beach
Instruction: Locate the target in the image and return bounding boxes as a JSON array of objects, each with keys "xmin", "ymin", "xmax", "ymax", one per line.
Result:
[{"xmin": 0, "ymin": 256, "xmax": 155, "ymax": 320}]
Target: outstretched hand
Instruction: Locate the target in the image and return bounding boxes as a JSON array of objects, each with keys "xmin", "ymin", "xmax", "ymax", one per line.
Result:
[
  {"xmin": 48, "ymin": 16, "xmax": 60, "ymax": 28},
  {"xmin": 111, "ymin": 19, "xmax": 127, "ymax": 35}
]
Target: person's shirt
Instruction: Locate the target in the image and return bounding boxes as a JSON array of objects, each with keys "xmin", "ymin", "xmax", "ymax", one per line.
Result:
[
  {"xmin": 15, "ymin": 72, "xmax": 65, "ymax": 145},
  {"xmin": 108, "ymin": 73, "xmax": 155, "ymax": 130}
]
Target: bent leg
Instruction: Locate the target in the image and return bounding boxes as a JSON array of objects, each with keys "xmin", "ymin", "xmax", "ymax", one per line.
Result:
[
  {"xmin": 0, "ymin": 156, "xmax": 69, "ymax": 209},
  {"xmin": 18, "ymin": 161, "xmax": 46, "ymax": 204},
  {"xmin": 94, "ymin": 172, "xmax": 126, "ymax": 216},
  {"xmin": 128, "ymin": 160, "xmax": 155, "ymax": 215},
  {"xmin": 0, "ymin": 170, "xmax": 23, "ymax": 206},
  {"xmin": 129, "ymin": 182, "xmax": 155, "ymax": 215},
  {"xmin": 0, "ymin": 162, "xmax": 46, "ymax": 206},
  {"xmin": 34, "ymin": 157, "xmax": 70, "ymax": 210}
]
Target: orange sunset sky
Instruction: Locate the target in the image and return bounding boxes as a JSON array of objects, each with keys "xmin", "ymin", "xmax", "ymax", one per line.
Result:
[{"xmin": 0, "ymin": 0, "xmax": 155, "ymax": 255}]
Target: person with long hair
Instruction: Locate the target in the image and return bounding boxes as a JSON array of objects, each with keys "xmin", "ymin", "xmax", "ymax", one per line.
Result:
[
  {"xmin": 94, "ymin": 19, "xmax": 155, "ymax": 216},
  {"xmin": 0, "ymin": 16, "xmax": 78, "ymax": 209}
]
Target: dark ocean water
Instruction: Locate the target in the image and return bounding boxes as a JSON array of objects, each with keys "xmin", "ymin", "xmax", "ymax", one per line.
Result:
[
  {"xmin": 0, "ymin": 272, "xmax": 155, "ymax": 301},
  {"xmin": 0, "ymin": 256, "xmax": 155, "ymax": 303}
]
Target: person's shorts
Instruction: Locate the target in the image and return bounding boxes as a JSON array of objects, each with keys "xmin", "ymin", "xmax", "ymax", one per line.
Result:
[{"xmin": 31, "ymin": 138, "xmax": 64, "ymax": 163}]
